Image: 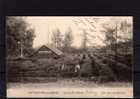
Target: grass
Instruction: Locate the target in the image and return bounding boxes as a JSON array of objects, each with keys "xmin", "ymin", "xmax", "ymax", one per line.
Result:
[{"xmin": 7, "ymin": 53, "xmax": 133, "ymax": 82}]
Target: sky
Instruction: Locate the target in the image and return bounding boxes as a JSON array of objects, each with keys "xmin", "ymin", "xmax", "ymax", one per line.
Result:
[{"xmin": 24, "ymin": 16, "xmax": 133, "ymax": 48}]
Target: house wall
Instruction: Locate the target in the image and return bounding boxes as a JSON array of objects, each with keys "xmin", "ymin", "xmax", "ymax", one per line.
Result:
[{"xmin": 32, "ymin": 52, "xmax": 58, "ymax": 59}]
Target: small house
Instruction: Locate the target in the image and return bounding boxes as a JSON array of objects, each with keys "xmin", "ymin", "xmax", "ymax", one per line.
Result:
[{"xmin": 29, "ymin": 45, "xmax": 63, "ymax": 59}]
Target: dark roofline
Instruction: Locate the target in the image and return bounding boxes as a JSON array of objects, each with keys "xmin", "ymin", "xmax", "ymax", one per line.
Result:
[{"xmin": 28, "ymin": 45, "xmax": 63, "ymax": 57}]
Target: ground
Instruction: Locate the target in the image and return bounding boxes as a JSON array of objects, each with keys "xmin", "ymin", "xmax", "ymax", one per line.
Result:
[{"xmin": 7, "ymin": 77, "xmax": 133, "ymax": 98}]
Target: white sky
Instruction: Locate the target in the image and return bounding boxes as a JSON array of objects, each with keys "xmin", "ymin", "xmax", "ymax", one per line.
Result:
[{"xmin": 24, "ymin": 16, "xmax": 132, "ymax": 48}]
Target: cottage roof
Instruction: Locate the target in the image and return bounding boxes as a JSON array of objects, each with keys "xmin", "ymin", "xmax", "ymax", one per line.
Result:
[{"xmin": 34, "ymin": 45, "xmax": 63, "ymax": 56}]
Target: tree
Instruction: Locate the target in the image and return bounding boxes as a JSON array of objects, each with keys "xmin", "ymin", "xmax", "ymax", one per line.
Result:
[
  {"xmin": 23, "ymin": 29, "xmax": 35, "ymax": 55},
  {"xmin": 63, "ymin": 27, "xmax": 73, "ymax": 51},
  {"xmin": 81, "ymin": 29, "xmax": 88, "ymax": 52},
  {"xmin": 73, "ymin": 17, "xmax": 101, "ymax": 48},
  {"xmin": 6, "ymin": 17, "xmax": 35, "ymax": 57},
  {"xmin": 102, "ymin": 24, "xmax": 116, "ymax": 50},
  {"xmin": 102, "ymin": 19, "xmax": 133, "ymax": 54},
  {"xmin": 51, "ymin": 28, "xmax": 63, "ymax": 48},
  {"xmin": 119, "ymin": 20, "xmax": 132, "ymax": 42}
]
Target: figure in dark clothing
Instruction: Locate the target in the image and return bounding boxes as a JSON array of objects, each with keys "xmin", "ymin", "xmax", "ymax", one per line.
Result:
[
  {"xmin": 79, "ymin": 54, "xmax": 86, "ymax": 64},
  {"xmin": 77, "ymin": 54, "xmax": 93, "ymax": 77},
  {"xmin": 88, "ymin": 53, "xmax": 99, "ymax": 77}
]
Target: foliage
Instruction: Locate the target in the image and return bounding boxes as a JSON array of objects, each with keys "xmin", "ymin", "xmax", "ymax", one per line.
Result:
[
  {"xmin": 6, "ymin": 17, "xmax": 35, "ymax": 57},
  {"xmin": 51, "ymin": 28, "xmax": 63, "ymax": 48},
  {"xmin": 102, "ymin": 24, "xmax": 116, "ymax": 46},
  {"xmin": 81, "ymin": 30, "xmax": 88, "ymax": 51},
  {"xmin": 92, "ymin": 40, "xmax": 132, "ymax": 81},
  {"xmin": 63, "ymin": 27, "xmax": 73, "ymax": 51}
]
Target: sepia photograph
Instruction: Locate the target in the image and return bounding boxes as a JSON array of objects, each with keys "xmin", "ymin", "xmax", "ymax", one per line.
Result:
[{"xmin": 6, "ymin": 16, "xmax": 133, "ymax": 98}]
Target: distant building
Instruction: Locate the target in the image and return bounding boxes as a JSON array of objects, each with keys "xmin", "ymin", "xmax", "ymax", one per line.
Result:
[{"xmin": 29, "ymin": 45, "xmax": 63, "ymax": 59}]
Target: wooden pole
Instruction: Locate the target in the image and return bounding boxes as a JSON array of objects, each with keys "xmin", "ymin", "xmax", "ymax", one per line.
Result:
[{"xmin": 20, "ymin": 40, "xmax": 23, "ymax": 57}]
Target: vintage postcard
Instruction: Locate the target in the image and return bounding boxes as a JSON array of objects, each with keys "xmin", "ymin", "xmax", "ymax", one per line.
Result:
[{"xmin": 6, "ymin": 16, "xmax": 133, "ymax": 98}]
